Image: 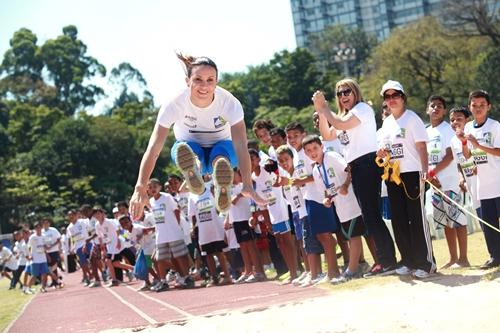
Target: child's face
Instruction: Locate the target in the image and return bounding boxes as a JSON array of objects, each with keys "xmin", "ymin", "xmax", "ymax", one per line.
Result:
[
  {"xmin": 304, "ymin": 142, "xmax": 323, "ymax": 163},
  {"xmin": 449, "ymin": 112, "xmax": 467, "ymax": 132},
  {"xmin": 148, "ymin": 183, "xmax": 161, "ymax": 196},
  {"xmin": 250, "ymin": 154, "xmax": 260, "ymax": 171},
  {"xmin": 469, "ymin": 97, "xmax": 491, "ymax": 122},
  {"xmin": 427, "ymin": 99, "xmax": 446, "ymax": 123},
  {"xmin": 270, "ymin": 134, "xmax": 286, "ymax": 149},
  {"xmin": 286, "ymin": 129, "xmax": 305, "ymax": 151},
  {"xmin": 277, "ymin": 153, "xmax": 294, "ymax": 173},
  {"xmin": 168, "ymin": 177, "xmax": 181, "ymax": 192},
  {"xmin": 254, "ymin": 128, "xmax": 272, "ymax": 147}
]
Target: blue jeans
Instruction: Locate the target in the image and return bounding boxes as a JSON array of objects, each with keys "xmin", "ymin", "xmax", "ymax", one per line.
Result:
[{"xmin": 171, "ymin": 140, "xmax": 238, "ymax": 175}]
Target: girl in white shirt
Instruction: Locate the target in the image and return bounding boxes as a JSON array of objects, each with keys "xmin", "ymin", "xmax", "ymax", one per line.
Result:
[{"xmin": 130, "ymin": 54, "xmax": 264, "ymax": 218}]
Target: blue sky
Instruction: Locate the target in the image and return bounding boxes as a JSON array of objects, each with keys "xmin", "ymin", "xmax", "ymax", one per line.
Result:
[{"xmin": 0, "ymin": 0, "xmax": 297, "ymax": 113}]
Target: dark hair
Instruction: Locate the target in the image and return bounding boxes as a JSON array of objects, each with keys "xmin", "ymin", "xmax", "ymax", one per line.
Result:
[
  {"xmin": 468, "ymin": 90, "xmax": 491, "ymax": 105},
  {"xmin": 285, "ymin": 121, "xmax": 305, "ymax": 133},
  {"xmin": 252, "ymin": 119, "xmax": 275, "ymax": 135},
  {"xmin": 449, "ymin": 106, "xmax": 471, "ymax": 118},
  {"xmin": 247, "ymin": 139, "xmax": 259, "ymax": 150},
  {"xmin": 302, "ymin": 135, "xmax": 323, "ymax": 148},
  {"xmin": 269, "ymin": 127, "xmax": 286, "ymax": 139},
  {"xmin": 168, "ymin": 174, "xmax": 183, "ymax": 182},
  {"xmin": 427, "ymin": 95, "xmax": 447, "ymax": 109},
  {"xmin": 248, "ymin": 148, "xmax": 260, "ymax": 159},
  {"xmin": 116, "ymin": 201, "xmax": 129, "ymax": 209},
  {"xmin": 176, "ymin": 53, "xmax": 218, "ymax": 78},
  {"xmin": 275, "ymin": 145, "xmax": 294, "ymax": 158},
  {"xmin": 148, "ymin": 178, "xmax": 162, "ymax": 187}
]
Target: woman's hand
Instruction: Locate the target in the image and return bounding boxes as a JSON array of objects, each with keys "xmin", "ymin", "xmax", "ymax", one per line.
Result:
[
  {"xmin": 129, "ymin": 185, "xmax": 150, "ymax": 220},
  {"xmin": 312, "ymin": 90, "xmax": 330, "ymax": 115}
]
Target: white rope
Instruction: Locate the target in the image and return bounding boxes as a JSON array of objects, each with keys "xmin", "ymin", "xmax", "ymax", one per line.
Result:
[{"xmin": 425, "ymin": 180, "xmax": 500, "ymax": 234}]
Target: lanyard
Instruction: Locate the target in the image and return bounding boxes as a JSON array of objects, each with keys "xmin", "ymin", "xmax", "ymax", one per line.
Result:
[{"xmin": 317, "ymin": 157, "xmax": 330, "ymax": 188}]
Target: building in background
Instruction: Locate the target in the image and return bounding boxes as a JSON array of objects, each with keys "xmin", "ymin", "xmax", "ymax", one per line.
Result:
[{"xmin": 290, "ymin": 0, "xmax": 443, "ymax": 48}]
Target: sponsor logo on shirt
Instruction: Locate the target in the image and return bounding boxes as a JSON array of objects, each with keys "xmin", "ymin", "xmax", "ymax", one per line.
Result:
[
  {"xmin": 213, "ymin": 116, "xmax": 227, "ymax": 129},
  {"xmin": 183, "ymin": 122, "xmax": 197, "ymax": 128},
  {"xmin": 483, "ymin": 132, "xmax": 492, "ymax": 146},
  {"xmin": 185, "ymin": 115, "xmax": 197, "ymax": 122},
  {"xmin": 396, "ymin": 128, "xmax": 406, "ymax": 139}
]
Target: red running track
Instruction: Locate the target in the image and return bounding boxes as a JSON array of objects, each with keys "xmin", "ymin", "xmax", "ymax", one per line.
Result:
[{"xmin": 8, "ymin": 272, "xmax": 326, "ymax": 332}]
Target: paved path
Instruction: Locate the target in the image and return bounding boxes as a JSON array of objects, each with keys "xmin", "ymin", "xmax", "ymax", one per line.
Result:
[{"xmin": 8, "ymin": 272, "xmax": 325, "ymax": 332}]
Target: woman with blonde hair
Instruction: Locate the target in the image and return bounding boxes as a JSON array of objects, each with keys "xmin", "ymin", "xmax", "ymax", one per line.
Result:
[{"xmin": 312, "ymin": 78, "xmax": 397, "ymax": 277}]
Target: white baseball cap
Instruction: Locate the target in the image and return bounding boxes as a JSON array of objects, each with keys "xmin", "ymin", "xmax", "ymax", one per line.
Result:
[
  {"xmin": 380, "ymin": 80, "xmax": 405, "ymax": 96},
  {"xmin": 112, "ymin": 207, "xmax": 119, "ymax": 214}
]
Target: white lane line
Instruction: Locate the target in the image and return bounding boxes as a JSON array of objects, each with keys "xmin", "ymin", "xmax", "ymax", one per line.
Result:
[
  {"xmin": 126, "ymin": 286, "xmax": 196, "ymax": 319},
  {"xmin": 105, "ymin": 287, "xmax": 158, "ymax": 325}
]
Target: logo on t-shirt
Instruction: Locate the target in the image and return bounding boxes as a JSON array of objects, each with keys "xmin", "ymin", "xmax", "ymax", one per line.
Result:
[
  {"xmin": 338, "ymin": 131, "xmax": 350, "ymax": 145},
  {"xmin": 396, "ymin": 128, "xmax": 406, "ymax": 139},
  {"xmin": 483, "ymin": 132, "xmax": 492, "ymax": 146},
  {"xmin": 213, "ymin": 116, "xmax": 227, "ymax": 129}
]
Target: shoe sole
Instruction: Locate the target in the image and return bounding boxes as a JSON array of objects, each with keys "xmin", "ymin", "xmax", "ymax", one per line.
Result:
[
  {"xmin": 213, "ymin": 158, "xmax": 233, "ymax": 212},
  {"xmin": 175, "ymin": 143, "xmax": 204, "ymax": 195}
]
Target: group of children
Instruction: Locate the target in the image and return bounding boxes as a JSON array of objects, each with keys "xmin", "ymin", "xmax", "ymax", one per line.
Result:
[{"xmin": 3, "ymin": 83, "xmax": 499, "ymax": 295}]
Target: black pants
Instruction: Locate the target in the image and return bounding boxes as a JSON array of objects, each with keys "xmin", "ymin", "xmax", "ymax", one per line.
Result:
[
  {"xmin": 386, "ymin": 171, "xmax": 435, "ymax": 272},
  {"xmin": 350, "ymin": 152, "xmax": 397, "ymax": 268},
  {"xmin": 115, "ymin": 247, "xmax": 136, "ymax": 281},
  {"xmin": 11, "ymin": 265, "xmax": 25, "ymax": 288},
  {"xmin": 479, "ymin": 197, "xmax": 500, "ymax": 260}
]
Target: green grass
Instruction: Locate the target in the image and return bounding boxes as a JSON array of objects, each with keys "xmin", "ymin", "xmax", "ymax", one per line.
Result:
[{"xmin": 0, "ymin": 278, "xmax": 33, "ymax": 332}]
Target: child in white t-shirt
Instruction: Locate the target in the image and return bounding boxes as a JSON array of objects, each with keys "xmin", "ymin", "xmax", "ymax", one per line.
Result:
[
  {"xmin": 27, "ymin": 222, "xmax": 49, "ymax": 293},
  {"xmin": 227, "ymin": 168, "xmax": 265, "ymax": 283},
  {"xmin": 426, "ymin": 96, "xmax": 468, "ymax": 269},
  {"xmin": 250, "ymin": 149, "xmax": 298, "ymax": 284},
  {"xmin": 149, "ymin": 178, "xmax": 193, "ymax": 291},
  {"xmin": 275, "ymin": 145, "xmax": 311, "ymax": 284},
  {"xmin": 461, "ymin": 90, "xmax": 500, "ymax": 269},
  {"xmin": 188, "ymin": 181, "xmax": 231, "ymax": 286},
  {"xmin": 306, "ymin": 137, "xmax": 367, "ymax": 283}
]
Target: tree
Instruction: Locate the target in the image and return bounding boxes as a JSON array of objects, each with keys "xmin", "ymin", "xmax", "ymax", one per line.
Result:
[
  {"xmin": 361, "ymin": 17, "xmax": 489, "ymax": 116},
  {"xmin": 219, "ymin": 48, "xmax": 321, "ymax": 127},
  {"xmin": 309, "ymin": 25, "xmax": 378, "ymax": 79},
  {"xmin": 40, "ymin": 25, "xmax": 106, "ymax": 115},
  {"xmin": 441, "ymin": 0, "xmax": 500, "ymax": 46}
]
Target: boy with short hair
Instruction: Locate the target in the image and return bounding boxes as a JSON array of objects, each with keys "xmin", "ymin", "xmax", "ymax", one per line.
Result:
[
  {"xmin": 149, "ymin": 178, "xmax": 193, "ymax": 291},
  {"xmin": 461, "ymin": 90, "xmax": 500, "ymax": 269},
  {"xmin": 227, "ymin": 168, "xmax": 265, "ymax": 283},
  {"xmin": 42, "ymin": 218, "xmax": 63, "ymax": 288},
  {"xmin": 285, "ymin": 121, "xmax": 340, "ymax": 284},
  {"xmin": 11, "ymin": 231, "xmax": 27, "ymax": 290},
  {"xmin": 249, "ymin": 149, "xmax": 298, "ymax": 284},
  {"xmin": 275, "ymin": 145, "xmax": 311, "ymax": 285},
  {"xmin": 0, "ymin": 242, "xmax": 17, "ymax": 284},
  {"xmin": 27, "ymin": 222, "xmax": 49, "ymax": 293},
  {"xmin": 66, "ymin": 210, "xmax": 92, "ymax": 285},
  {"xmin": 426, "ymin": 96, "xmax": 468, "ymax": 269},
  {"xmin": 304, "ymin": 135, "xmax": 367, "ymax": 283}
]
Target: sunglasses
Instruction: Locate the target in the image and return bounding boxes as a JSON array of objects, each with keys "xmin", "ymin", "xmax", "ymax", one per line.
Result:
[
  {"xmin": 383, "ymin": 92, "xmax": 403, "ymax": 101},
  {"xmin": 336, "ymin": 88, "xmax": 352, "ymax": 97}
]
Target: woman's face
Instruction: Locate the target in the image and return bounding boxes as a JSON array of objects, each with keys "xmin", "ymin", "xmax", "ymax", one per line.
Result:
[
  {"xmin": 187, "ymin": 65, "xmax": 217, "ymax": 107},
  {"xmin": 337, "ymin": 85, "xmax": 355, "ymax": 111},
  {"xmin": 383, "ymin": 89, "xmax": 404, "ymax": 112}
]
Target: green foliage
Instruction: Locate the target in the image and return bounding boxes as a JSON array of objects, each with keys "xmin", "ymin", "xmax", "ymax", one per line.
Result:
[
  {"xmin": 361, "ymin": 17, "xmax": 491, "ymax": 117},
  {"xmin": 40, "ymin": 25, "xmax": 106, "ymax": 115}
]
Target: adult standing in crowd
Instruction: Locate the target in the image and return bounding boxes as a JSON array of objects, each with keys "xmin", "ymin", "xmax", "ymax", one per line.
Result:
[{"xmin": 312, "ymin": 78, "xmax": 397, "ymax": 276}]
